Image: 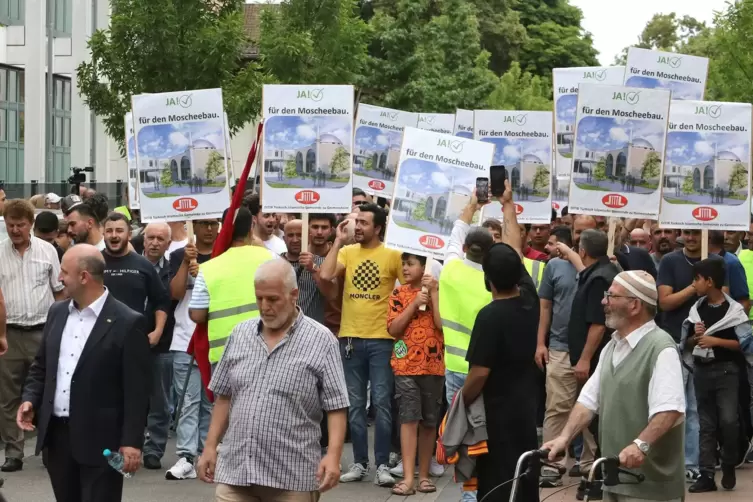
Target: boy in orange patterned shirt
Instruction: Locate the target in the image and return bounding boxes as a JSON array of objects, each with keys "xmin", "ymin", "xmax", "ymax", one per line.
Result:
[{"xmin": 387, "ymin": 253, "xmax": 444, "ymax": 495}]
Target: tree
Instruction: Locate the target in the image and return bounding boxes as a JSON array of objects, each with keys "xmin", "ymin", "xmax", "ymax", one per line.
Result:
[
  {"xmin": 329, "ymin": 147, "xmax": 350, "ymax": 175},
  {"xmin": 412, "ymin": 198, "xmax": 428, "ymax": 220},
  {"xmin": 682, "ymin": 173, "xmax": 695, "ymax": 195},
  {"xmin": 258, "ymin": 0, "xmax": 369, "ymax": 85},
  {"xmin": 514, "ymin": 0, "xmax": 599, "ymax": 76},
  {"xmin": 641, "ymin": 151, "xmax": 662, "ymax": 180},
  {"xmin": 593, "ymin": 157, "xmax": 607, "ymax": 185},
  {"xmin": 466, "ymin": 0, "xmax": 527, "ymax": 75},
  {"xmin": 364, "ymin": 0, "xmax": 497, "ymax": 112},
  {"xmin": 76, "ymin": 0, "xmax": 266, "ymax": 156},
  {"xmin": 363, "ymin": 157, "xmax": 374, "ymax": 172},
  {"xmin": 284, "ymin": 158, "xmax": 298, "ymax": 179},
  {"xmin": 532, "ymin": 165, "xmax": 550, "ymax": 191},
  {"xmin": 205, "ymin": 151, "xmax": 225, "ymax": 181},
  {"xmin": 486, "ymin": 62, "xmax": 552, "ymax": 110},
  {"xmin": 614, "ymin": 13, "xmax": 707, "ymax": 64},
  {"xmin": 160, "ymin": 164, "xmax": 174, "ymax": 193},
  {"xmin": 728, "ymin": 162, "xmax": 748, "ymax": 191}
]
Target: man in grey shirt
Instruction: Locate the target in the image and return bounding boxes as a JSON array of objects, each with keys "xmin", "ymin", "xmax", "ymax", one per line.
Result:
[{"xmin": 534, "ymin": 226, "xmax": 598, "ymax": 482}]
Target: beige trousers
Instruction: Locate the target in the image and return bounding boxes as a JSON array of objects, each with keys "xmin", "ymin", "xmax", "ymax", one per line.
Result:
[
  {"xmin": 604, "ymin": 493, "xmax": 682, "ymax": 502},
  {"xmin": 543, "ymin": 350, "xmax": 598, "ymax": 470},
  {"xmin": 215, "ymin": 483, "xmax": 320, "ymax": 502}
]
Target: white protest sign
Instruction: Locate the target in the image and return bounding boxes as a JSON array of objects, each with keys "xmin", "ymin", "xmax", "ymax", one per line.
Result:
[
  {"xmin": 568, "ymin": 83, "xmax": 671, "ymax": 219},
  {"xmin": 417, "ymin": 113, "xmax": 455, "ymax": 135},
  {"xmin": 624, "ymin": 47, "xmax": 709, "ymax": 100},
  {"xmin": 659, "ymin": 101, "xmax": 752, "ymax": 230},
  {"xmin": 385, "ymin": 127, "xmax": 494, "ymax": 260},
  {"xmin": 261, "ymin": 85, "xmax": 353, "ymax": 213},
  {"xmin": 124, "ymin": 112, "xmax": 140, "ymax": 210},
  {"xmin": 132, "ymin": 88, "xmax": 229, "ymax": 222},
  {"xmin": 454, "ymin": 109, "xmax": 474, "ymax": 138},
  {"xmin": 353, "ymin": 104, "xmax": 418, "ymax": 197},
  {"xmin": 473, "ymin": 110, "xmax": 554, "ymax": 224}
]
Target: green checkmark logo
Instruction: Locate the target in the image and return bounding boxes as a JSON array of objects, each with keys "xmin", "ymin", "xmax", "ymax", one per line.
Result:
[
  {"xmin": 311, "ymin": 89, "xmax": 324, "ymax": 102},
  {"xmin": 179, "ymin": 95, "xmax": 192, "ymax": 108}
]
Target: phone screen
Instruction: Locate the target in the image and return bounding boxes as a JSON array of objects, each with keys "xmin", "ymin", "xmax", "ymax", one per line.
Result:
[
  {"xmin": 476, "ymin": 177, "xmax": 489, "ymax": 203},
  {"xmin": 490, "ymin": 165, "xmax": 507, "ymax": 196}
]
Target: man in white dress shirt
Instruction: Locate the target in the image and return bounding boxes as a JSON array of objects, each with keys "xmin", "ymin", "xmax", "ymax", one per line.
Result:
[
  {"xmin": 544, "ymin": 271, "xmax": 686, "ymax": 502},
  {"xmin": 18, "ymin": 244, "xmax": 151, "ymax": 502}
]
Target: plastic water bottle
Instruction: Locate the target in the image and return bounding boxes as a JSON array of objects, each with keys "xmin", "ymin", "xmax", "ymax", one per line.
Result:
[{"xmin": 103, "ymin": 449, "xmax": 133, "ymax": 478}]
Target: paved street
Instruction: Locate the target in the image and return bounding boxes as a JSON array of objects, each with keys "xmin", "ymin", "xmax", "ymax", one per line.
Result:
[{"xmin": 1, "ymin": 433, "xmax": 752, "ymax": 501}]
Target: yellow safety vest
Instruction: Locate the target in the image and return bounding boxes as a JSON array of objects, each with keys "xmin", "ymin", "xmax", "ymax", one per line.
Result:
[
  {"xmin": 439, "ymin": 256, "xmax": 544, "ymax": 375},
  {"xmin": 739, "ymin": 250, "xmax": 753, "ymax": 320},
  {"xmin": 201, "ymin": 245, "xmax": 274, "ymax": 363},
  {"xmin": 114, "ymin": 206, "xmax": 132, "ymax": 221}
]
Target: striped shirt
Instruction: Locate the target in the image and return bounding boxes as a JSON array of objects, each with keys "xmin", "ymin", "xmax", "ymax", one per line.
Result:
[
  {"xmin": 209, "ymin": 309, "xmax": 350, "ymax": 491},
  {"xmin": 0, "ymin": 236, "xmax": 64, "ymax": 325},
  {"xmin": 283, "ymin": 253, "xmax": 326, "ymax": 324}
]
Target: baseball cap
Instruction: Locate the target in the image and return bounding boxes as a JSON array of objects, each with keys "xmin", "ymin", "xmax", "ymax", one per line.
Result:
[
  {"xmin": 61, "ymin": 194, "xmax": 84, "ymax": 215},
  {"xmin": 45, "ymin": 193, "xmax": 62, "ymax": 205}
]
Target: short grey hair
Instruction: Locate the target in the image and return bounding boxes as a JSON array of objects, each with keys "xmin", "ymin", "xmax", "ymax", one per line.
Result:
[
  {"xmin": 78, "ymin": 254, "xmax": 105, "ymax": 282},
  {"xmin": 145, "ymin": 222, "xmax": 171, "ymax": 240},
  {"xmin": 580, "ymin": 229, "xmax": 608, "ymax": 258},
  {"xmin": 254, "ymin": 259, "xmax": 298, "ymax": 292}
]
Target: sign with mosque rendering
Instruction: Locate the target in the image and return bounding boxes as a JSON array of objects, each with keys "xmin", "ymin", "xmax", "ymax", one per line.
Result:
[
  {"xmin": 131, "ymin": 88, "xmax": 230, "ymax": 222},
  {"xmin": 385, "ymin": 127, "xmax": 494, "ymax": 260},
  {"xmin": 659, "ymin": 100, "xmax": 752, "ymax": 230},
  {"xmin": 353, "ymin": 104, "xmax": 418, "ymax": 197},
  {"xmin": 261, "ymin": 85, "xmax": 354, "ymax": 213},
  {"xmin": 417, "ymin": 113, "xmax": 456, "ymax": 135},
  {"xmin": 567, "ymin": 83, "xmax": 671, "ymax": 219},
  {"xmin": 474, "ymin": 110, "xmax": 554, "ymax": 224},
  {"xmin": 624, "ymin": 47, "xmax": 709, "ymax": 101}
]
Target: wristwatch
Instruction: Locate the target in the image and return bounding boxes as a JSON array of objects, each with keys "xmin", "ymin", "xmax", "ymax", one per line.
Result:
[{"xmin": 633, "ymin": 439, "xmax": 650, "ymax": 455}]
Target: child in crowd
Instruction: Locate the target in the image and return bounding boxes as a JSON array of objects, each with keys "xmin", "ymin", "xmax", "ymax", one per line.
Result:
[
  {"xmin": 387, "ymin": 253, "xmax": 444, "ymax": 495},
  {"xmin": 683, "ymin": 258, "xmax": 751, "ymax": 493}
]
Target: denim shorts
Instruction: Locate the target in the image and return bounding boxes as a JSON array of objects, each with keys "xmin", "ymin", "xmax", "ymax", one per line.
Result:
[{"xmin": 394, "ymin": 375, "xmax": 445, "ymax": 426}]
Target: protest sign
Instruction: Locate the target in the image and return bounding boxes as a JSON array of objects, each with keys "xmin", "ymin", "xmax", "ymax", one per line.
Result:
[
  {"xmin": 417, "ymin": 113, "xmax": 455, "ymax": 135},
  {"xmin": 659, "ymin": 101, "xmax": 752, "ymax": 230},
  {"xmin": 131, "ymin": 88, "xmax": 229, "ymax": 222},
  {"xmin": 624, "ymin": 47, "xmax": 709, "ymax": 100},
  {"xmin": 567, "ymin": 83, "xmax": 671, "ymax": 219},
  {"xmin": 473, "ymin": 110, "xmax": 554, "ymax": 224},
  {"xmin": 385, "ymin": 127, "xmax": 494, "ymax": 260},
  {"xmin": 261, "ymin": 85, "xmax": 353, "ymax": 213},
  {"xmin": 124, "ymin": 112, "xmax": 140, "ymax": 210},
  {"xmin": 353, "ymin": 104, "xmax": 418, "ymax": 197},
  {"xmin": 454, "ymin": 109, "xmax": 474, "ymax": 138}
]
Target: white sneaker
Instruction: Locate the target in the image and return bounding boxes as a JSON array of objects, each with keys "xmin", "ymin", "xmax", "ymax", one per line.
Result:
[
  {"xmin": 430, "ymin": 457, "xmax": 445, "ymax": 477},
  {"xmin": 389, "ymin": 460, "xmax": 404, "ymax": 478},
  {"xmin": 340, "ymin": 463, "xmax": 368, "ymax": 483},
  {"xmin": 374, "ymin": 464, "xmax": 396, "ymax": 487},
  {"xmin": 165, "ymin": 457, "xmax": 197, "ymax": 480}
]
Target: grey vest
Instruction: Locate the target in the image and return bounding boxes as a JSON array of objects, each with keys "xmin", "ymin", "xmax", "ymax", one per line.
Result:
[{"xmin": 598, "ymin": 327, "xmax": 685, "ymax": 500}]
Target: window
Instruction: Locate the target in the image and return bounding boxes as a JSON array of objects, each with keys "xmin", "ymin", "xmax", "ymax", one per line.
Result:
[
  {"xmin": 52, "ymin": 0, "xmax": 72, "ymax": 36},
  {"xmin": 0, "ymin": 0, "xmax": 24, "ymax": 26},
  {"xmin": 49, "ymin": 75, "xmax": 72, "ymax": 181}
]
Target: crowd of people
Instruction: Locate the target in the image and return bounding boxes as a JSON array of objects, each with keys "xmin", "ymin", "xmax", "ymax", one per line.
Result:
[{"xmin": 0, "ymin": 180, "xmax": 752, "ymax": 502}]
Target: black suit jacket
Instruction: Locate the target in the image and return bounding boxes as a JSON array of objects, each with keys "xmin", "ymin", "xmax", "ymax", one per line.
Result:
[{"xmin": 22, "ymin": 293, "xmax": 152, "ymax": 466}]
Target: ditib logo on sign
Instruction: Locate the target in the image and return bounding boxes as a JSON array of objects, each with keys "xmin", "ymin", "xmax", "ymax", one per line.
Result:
[
  {"xmin": 295, "ymin": 190, "xmax": 320, "ymax": 205},
  {"xmin": 173, "ymin": 198, "xmax": 198, "ymax": 212},
  {"xmin": 514, "ymin": 204, "xmax": 524, "ymax": 215},
  {"xmin": 692, "ymin": 206, "xmax": 718, "ymax": 221},
  {"xmin": 419, "ymin": 235, "xmax": 445, "ymax": 250},
  {"xmin": 552, "ymin": 202, "xmax": 560, "ymax": 210},
  {"xmin": 602, "ymin": 193, "xmax": 628, "ymax": 208},
  {"xmin": 368, "ymin": 180, "xmax": 386, "ymax": 191}
]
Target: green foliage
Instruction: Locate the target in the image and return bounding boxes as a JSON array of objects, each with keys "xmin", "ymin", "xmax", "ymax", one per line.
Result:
[
  {"xmin": 615, "ymin": 12, "xmax": 707, "ymax": 64},
  {"xmin": 284, "ymin": 158, "xmax": 298, "ymax": 178},
  {"xmin": 682, "ymin": 174, "xmax": 695, "ymax": 195},
  {"xmin": 76, "ymin": 0, "xmax": 266, "ymax": 156},
  {"xmin": 593, "ymin": 157, "xmax": 607, "ymax": 185},
  {"xmin": 413, "ymin": 198, "xmax": 428, "ymax": 220},
  {"xmin": 205, "ymin": 151, "xmax": 225, "ymax": 181},
  {"xmin": 532, "ymin": 165, "xmax": 550, "ymax": 191},
  {"xmin": 729, "ymin": 162, "xmax": 748, "ymax": 191},
  {"xmin": 364, "ymin": 0, "xmax": 497, "ymax": 112},
  {"xmin": 330, "ymin": 147, "xmax": 350, "ymax": 175},
  {"xmin": 466, "ymin": 0, "xmax": 527, "ymax": 75},
  {"xmin": 160, "ymin": 164, "xmax": 173, "ymax": 192},
  {"xmin": 364, "ymin": 157, "xmax": 374, "ymax": 172},
  {"xmin": 641, "ymin": 151, "xmax": 661, "ymax": 180},
  {"xmin": 258, "ymin": 0, "xmax": 369, "ymax": 85},
  {"xmin": 486, "ymin": 62, "xmax": 552, "ymax": 110}
]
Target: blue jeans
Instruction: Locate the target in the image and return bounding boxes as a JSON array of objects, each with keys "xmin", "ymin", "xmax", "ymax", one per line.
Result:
[
  {"xmin": 340, "ymin": 338, "xmax": 393, "ymax": 467},
  {"xmin": 144, "ymin": 352, "xmax": 174, "ymax": 459},
  {"xmin": 445, "ymin": 369, "xmax": 477, "ymax": 502},
  {"xmin": 172, "ymin": 351, "xmax": 212, "ymax": 459},
  {"xmin": 684, "ymin": 366, "xmax": 700, "ymax": 470}
]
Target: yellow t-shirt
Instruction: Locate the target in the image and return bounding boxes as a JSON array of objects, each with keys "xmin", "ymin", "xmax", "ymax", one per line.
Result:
[{"xmin": 338, "ymin": 243, "xmax": 404, "ymax": 339}]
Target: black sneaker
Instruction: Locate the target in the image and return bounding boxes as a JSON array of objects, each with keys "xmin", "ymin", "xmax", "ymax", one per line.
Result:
[
  {"xmin": 143, "ymin": 455, "xmax": 162, "ymax": 470},
  {"xmin": 569, "ymin": 463, "xmax": 583, "ymax": 477},
  {"xmin": 721, "ymin": 464, "xmax": 736, "ymax": 490},
  {"xmin": 689, "ymin": 474, "xmax": 717, "ymax": 493},
  {"xmin": 575, "ymin": 479, "xmax": 602, "ymax": 501}
]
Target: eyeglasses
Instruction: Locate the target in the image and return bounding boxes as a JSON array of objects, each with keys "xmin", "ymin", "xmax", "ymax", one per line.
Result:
[
  {"xmin": 603, "ymin": 291, "xmax": 637, "ymax": 302},
  {"xmin": 195, "ymin": 221, "xmax": 220, "ymax": 228},
  {"xmin": 353, "ymin": 200, "xmax": 367, "ymax": 206}
]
